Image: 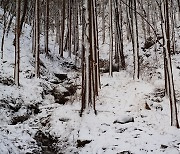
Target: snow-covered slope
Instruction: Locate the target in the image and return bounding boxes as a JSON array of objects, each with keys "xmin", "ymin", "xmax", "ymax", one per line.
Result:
[
  {"xmin": 0, "ymin": 14, "xmax": 79, "ymax": 154},
  {"xmin": 1, "ymin": 9, "xmax": 180, "ymax": 154},
  {"xmin": 49, "ymin": 72, "xmax": 180, "ymax": 154}
]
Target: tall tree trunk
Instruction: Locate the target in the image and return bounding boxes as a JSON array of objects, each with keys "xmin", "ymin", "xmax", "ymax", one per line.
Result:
[
  {"xmin": 162, "ymin": 0, "xmax": 179, "ymax": 128},
  {"xmin": 35, "ymin": 0, "xmax": 40, "ymax": 78},
  {"xmin": 177, "ymin": 0, "xmax": 180, "ymax": 18},
  {"xmin": 91, "ymin": 0, "xmax": 100, "ymax": 96},
  {"xmin": 19, "ymin": 0, "xmax": 28, "ymax": 34},
  {"xmin": 72, "ymin": 0, "xmax": 79, "ymax": 56},
  {"xmin": 44, "ymin": 0, "xmax": 49, "ymax": 55},
  {"xmin": 60, "ymin": 0, "xmax": 65, "ymax": 57},
  {"xmin": 68, "ymin": 0, "xmax": 72, "ymax": 57},
  {"xmin": 80, "ymin": 0, "xmax": 97, "ymax": 116},
  {"xmin": 133, "ymin": 0, "xmax": 140, "ymax": 80},
  {"xmin": 101, "ymin": 0, "xmax": 105, "ymax": 44},
  {"xmin": 109, "ymin": 0, "xmax": 113, "ymax": 76},
  {"xmin": 1, "ymin": 8, "xmax": 7, "ymax": 59},
  {"xmin": 14, "ymin": 0, "xmax": 21, "ymax": 86},
  {"xmin": 81, "ymin": 5, "xmax": 86, "ymax": 114},
  {"xmin": 139, "ymin": 0, "xmax": 147, "ymax": 41},
  {"xmin": 114, "ymin": 0, "xmax": 125, "ymax": 70}
]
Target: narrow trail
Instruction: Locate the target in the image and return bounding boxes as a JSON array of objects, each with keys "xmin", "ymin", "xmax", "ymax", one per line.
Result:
[{"xmin": 49, "ymin": 71, "xmax": 180, "ymax": 154}]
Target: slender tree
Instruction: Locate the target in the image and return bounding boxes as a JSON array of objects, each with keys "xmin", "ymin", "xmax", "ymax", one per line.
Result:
[
  {"xmin": 68, "ymin": 0, "xmax": 72, "ymax": 57},
  {"xmin": 19, "ymin": 0, "xmax": 28, "ymax": 35},
  {"xmin": 14, "ymin": 0, "xmax": 21, "ymax": 86},
  {"xmin": 109, "ymin": 0, "xmax": 113, "ymax": 76},
  {"xmin": 162, "ymin": 0, "xmax": 179, "ymax": 128},
  {"xmin": 44, "ymin": 0, "xmax": 49, "ymax": 55},
  {"xmin": 101, "ymin": 0, "xmax": 106, "ymax": 44},
  {"xmin": 1, "ymin": 0, "xmax": 10, "ymax": 59},
  {"xmin": 35, "ymin": 0, "xmax": 40, "ymax": 78},
  {"xmin": 114, "ymin": 0, "xmax": 126, "ymax": 70},
  {"xmin": 133, "ymin": 0, "xmax": 140, "ymax": 80},
  {"xmin": 60, "ymin": 0, "xmax": 65, "ymax": 57}
]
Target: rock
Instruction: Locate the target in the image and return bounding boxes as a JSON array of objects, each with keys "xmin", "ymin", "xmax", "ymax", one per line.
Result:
[
  {"xmin": 143, "ymin": 36, "xmax": 163, "ymax": 50},
  {"xmin": 50, "ymin": 80, "xmax": 61, "ymax": 84},
  {"xmin": 61, "ymin": 61, "xmax": 77, "ymax": 70},
  {"xmin": 47, "ymin": 83, "xmax": 77, "ymax": 105},
  {"xmin": 155, "ymin": 105, "xmax": 163, "ymax": 111},
  {"xmin": 118, "ymin": 151, "xmax": 133, "ymax": 154},
  {"xmin": 25, "ymin": 73, "xmax": 35, "ymax": 79},
  {"xmin": 59, "ymin": 118, "xmax": 70, "ymax": 122},
  {"xmin": 143, "ymin": 36, "xmax": 155, "ymax": 49},
  {"xmin": 51, "ymin": 88, "xmax": 69, "ymax": 104},
  {"xmin": 0, "ymin": 97, "xmax": 22, "ymax": 112},
  {"xmin": 116, "ymin": 128, "xmax": 127, "ymax": 133},
  {"xmin": 101, "ymin": 65, "xmax": 119, "ymax": 73},
  {"xmin": 145, "ymin": 102, "xmax": 151, "ymax": 110},
  {"xmin": 40, "ymin": 115, "xmax": 51, "ymax": 127},
  {"xmin": 160, "ymin": 144, "xmax": 168, "ymax": 149},
  {"xmin": 34, "ymin": 130, "xmax": 58, "ymax": 154},
  {"xmin": 39, "ymin": 82, "xmax": 53, "ymax": 96},
  {"xmin": 65, "ymin": 85, "xmax": 77, "ymax": 95},
  {"xmin": 113, "ymin": 116, "xmax": 134, "ymax": 124},
  {"xmin": 104, "ymin": 84, "xmax": 109, "ymax": 87},
  {"xmin": 11, "ymin": 115, "xmax": 29, "ymax": 125},
  {"xmin": 177, "ymin": 66, "xmax": 180, "ymax": 69},
  {"xmin": 154, "ymin": 89, "xmax": 165, "ymax": 98},
  {"xmin": 145, "ymin": 53, "xmax": 151, "ymax": 57},
  {"xmin": 28, "ymin": 103, "xmax": 40, "ymax": 114},
  {"xmin": 0, "ymin": 77, "xmax": 14, "ymax": 86},
  {"xmin": 54, "ymin": 93, "xmax": 69, "ymax": 104},
  {"xmin": 77, "ymin": 140, "xmax": 92, "ymax": 148},
  {"xmin": 54, "ymin": 73, "xmax": 67, "ymax": 80}
]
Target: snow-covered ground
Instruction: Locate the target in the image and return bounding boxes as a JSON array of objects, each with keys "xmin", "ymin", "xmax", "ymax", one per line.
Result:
[
  {"xmin": 1, "ymin": 9, "xmax": 180, "ymax": 154},
  {"xmin": 49, "ymin": 72, "xmax": 180, "ymax": 154}
]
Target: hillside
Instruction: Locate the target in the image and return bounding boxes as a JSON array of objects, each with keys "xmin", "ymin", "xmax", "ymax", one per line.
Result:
[{"xmin": 1, "ymin": 5, "xmax": 180, "ymax": 154}]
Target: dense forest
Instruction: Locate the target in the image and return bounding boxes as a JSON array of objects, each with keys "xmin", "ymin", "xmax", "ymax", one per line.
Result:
[{"xmin": 0, "ymin": 0, "xmax": 180, "ymax": 153}]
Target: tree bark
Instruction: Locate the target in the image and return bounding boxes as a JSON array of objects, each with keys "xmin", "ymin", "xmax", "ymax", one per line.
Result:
[
  {"xmin": 44, "ymin": 0, "xmax": 49, "ymax": 55},
  {"xmin": 109, "ymin": 0, "xmax": 113, "ymax": 77},
  {"xmin": 35, "ymin": 0, "xmax": 40, "ymax": 78},
  {"xmin": 14, "ymin": 0, "xmax": 21, "ymax": 86},
  {"xmin": 162, "ymin": 0, "xmax": 179, "ymax": 128}
]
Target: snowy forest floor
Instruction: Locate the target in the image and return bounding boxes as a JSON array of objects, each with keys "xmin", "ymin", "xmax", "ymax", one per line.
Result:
[
  {"xmin": 47, "ymin": 72, "xmax": 180, "ymax": 154},
  {"xmin": 1, "ymin": 10, "xmax": 180, "ymax": 154}
]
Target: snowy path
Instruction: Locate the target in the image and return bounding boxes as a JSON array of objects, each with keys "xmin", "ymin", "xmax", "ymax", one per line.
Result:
[{"xmin": 50, "ymin": 72, "xmax": 180, "ymax": 154}]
